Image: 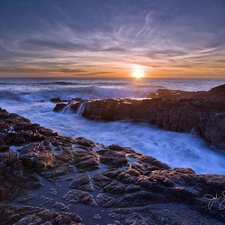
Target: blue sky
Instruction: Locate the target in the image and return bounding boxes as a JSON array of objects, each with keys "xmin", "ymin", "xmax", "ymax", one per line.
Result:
[{"xmin": 0, "ymin": 0, "xmax": 225, "ymax": 77}]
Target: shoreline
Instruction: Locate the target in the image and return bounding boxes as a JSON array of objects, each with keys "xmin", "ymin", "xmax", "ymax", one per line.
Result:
[{"xmin": 1, "ymin": 107, "xmax": 225, "ymax": 224}]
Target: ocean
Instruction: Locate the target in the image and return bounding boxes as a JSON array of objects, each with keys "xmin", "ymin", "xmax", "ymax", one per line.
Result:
[{"xmin": 1, "ymin": 77, "xmax": 225, "ymax": 174}]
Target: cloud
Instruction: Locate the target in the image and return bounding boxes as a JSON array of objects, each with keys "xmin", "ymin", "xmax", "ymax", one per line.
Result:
[{"xmin": 0, "ymin": 0, "xmax": 225, "ymax": 77}]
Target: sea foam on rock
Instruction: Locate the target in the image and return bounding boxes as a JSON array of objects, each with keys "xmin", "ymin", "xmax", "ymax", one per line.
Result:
[{"xmin": 1, "ymin": 107, "xmax": 225, "ymax": 224}]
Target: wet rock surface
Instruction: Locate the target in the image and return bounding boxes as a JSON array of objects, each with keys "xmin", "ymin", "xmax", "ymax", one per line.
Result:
[
  {"xmin": 54, "ymin": 84, "xmax": 225, "ymax": 150},
  {"xmin": 0, "ymin": 204, "xmax": 82, "ymax": 225},
  {"xmin": 1, "ymin": 107, "xmax": 225, "ymax": 224}
]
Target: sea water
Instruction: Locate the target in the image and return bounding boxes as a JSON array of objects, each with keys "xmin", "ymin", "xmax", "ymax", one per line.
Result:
[{"xmin": 1, "ymin": 77, "xmax": 225, "ymax": 174}]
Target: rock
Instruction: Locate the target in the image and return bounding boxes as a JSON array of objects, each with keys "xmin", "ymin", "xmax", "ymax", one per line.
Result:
[
  {"xmin": 50, "ymin": 97, "xmax": 61, "ymax": 103},
  {"xmin": 102, "ymin": 181, "xmax": 127, "ymax": 194},
  {"xmin": 93, "ymin": 214, "xmax": 101, "ymax": 220},
  {"xmin": 0, "ymin": 137, "xmax": 4, "ymax": 145},
  {"xmin": 18, "ymin": 143, "xmax": 54, "ymax": 172},
  {"xmin": 0, "ymin": 152, "xmax": 42, "ymax": 201},
  {"xmin": 0, "ymin": 204, "xmax": 82, "ymax": 225},
  {"xmin": 1, "ymin": 107, "xmax": 225, "ymax": 224},
  {"xmin": 110, "ymin": 204, "xmax": 223, "ymax": 225},
  {"xmin": 53, "ymin": 103, "xmax": 67, "ymax": 112},
  {"xmin": 96, "ymin": 191, "xmax": 167, "ymax": 208},
  {"xmin": 93, "ymin": 172, "xmax": 113, "ymax": 189},
  {"xmin": 70, "ymin": 102, "xmax": 80, "ymax": 112},
  {"xmin": 108, "ymin": 144, "xmax": 135, "ymax": 154},
  {"xmin": 138, "ymin": 155, "xmax": 171, "ymax": 170},
  {"xmin": 63, "ymin": 190, "xmax": 96, "ymax": 206},
  {"xmin": 49, "ymin": 188, "xmax": 58, "ymax": 196},
  {"xmin": 204, "ymin": 113, "xmax": 225, "ymax": 149},
  {"xmin": 97, "ymin": 149, "xmax": 128, "ymax": 168},
  {"xmin": 69, "ymin": 173, "xmax": 94, "ymax": 192},
  {"xmin": 41, "ymin": 163, "xmax": 74, "ymax": 179},
  {"xmin": 0, "ymin": 144, "xmax": 9, "ymax": 152},
  {"xmin": 164, "ymin": 186, "xmax": 198, "ymax": 203},
  {"xmin": 75, "ymin": 137, "xmax": 96, "ymax": 148},
  {"xmin": 209, "ymin": 84, "xmax": 225, "ymax": 94},
  {"xmin": 53, "ymin": 202, "xmax": 70, "ymax": 210},
  {"xmin": 55, "ymin": 148, "xmax": 74, "ymax": 163},
  {"xmin": 74, "ymin": 150, "xmax": 99, "ymax": 171}
]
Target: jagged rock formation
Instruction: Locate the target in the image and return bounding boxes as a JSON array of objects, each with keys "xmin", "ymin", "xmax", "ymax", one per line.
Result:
[
  {"xmin": 53, "ymin": 84, "xmax": 225, "ymax": 150},
  {"xmin": 1, "ymin": 107, "xmax": 225, "ymax": 224}
]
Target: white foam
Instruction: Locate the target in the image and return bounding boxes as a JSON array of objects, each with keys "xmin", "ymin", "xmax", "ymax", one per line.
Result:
[{"xmin": 76, "ymin": 102, "xmax": 86, "ymax": 115}]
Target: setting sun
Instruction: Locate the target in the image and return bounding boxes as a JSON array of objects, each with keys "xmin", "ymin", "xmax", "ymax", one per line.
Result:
[{"xmin": 133, "ymin": 70, "xmax": 144, "ymax": 79}]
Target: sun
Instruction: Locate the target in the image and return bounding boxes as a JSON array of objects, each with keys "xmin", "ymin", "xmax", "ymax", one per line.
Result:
[{"xmin": 132, "ymin": 70, "xmax": 144, "ymax": 79}]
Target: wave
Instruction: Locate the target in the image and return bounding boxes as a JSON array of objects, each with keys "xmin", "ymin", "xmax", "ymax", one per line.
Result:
[
  {"xmin": 0, "ymin": 84, "xmax": 158, "ymax": 104},
  {"xmin": 133, "ymin": 84, "xmax": 165, "ymax": 89},
  {"xmin": 86, "ymin": 86, "xmax": 156, "ymax": 99},
  {"xmin": 2, "ymin": 77, "xmax": 225, "ymax": 104},
  {"xmin": 37, "ymin": 81, "xmax": 81, "ymax": 86}
]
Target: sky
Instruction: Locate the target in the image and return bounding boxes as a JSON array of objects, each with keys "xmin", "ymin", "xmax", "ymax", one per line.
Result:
[{"xmin": 0, "ymin": 0, "xmax": 225, "ymax": 78}]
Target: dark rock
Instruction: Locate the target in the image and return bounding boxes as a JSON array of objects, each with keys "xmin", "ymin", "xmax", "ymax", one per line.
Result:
[
  {"xmin": 50, "ymin": 97, "xmax": 61, "ymax": 103},
  {"xmin": 204, "ymin": 113, "xmax": 225, "ymax": 149},
  {"xmin": 93, "ymin": 172, "xmax": 113, "ymax": 189},
  {"xmin": 125, "ymin": 184, "xmax": 140, "ymax": 193},
  {"xmin": 0, "ymin": 144, "xmax": 9, "ymax": 152},
  {"xmin": 38, "ymin": 127, "xmax": 58, "ymax": 136},
  {"xmin": 53, "ymin": 103, "xmax": 67, "ymax": 112},
  {"xmin": 97, "ymin": 149, "xmax": 128, "ymax": 167},
  {"xmin": 53, "ymin": 202, "xmax": 70, "ymax": 210},
  {"xmin": 75, "ymin": 137, "xmax": 96, "ymax": 147},
  {"xmin": 138, "ymin": 155, "xmax": 171, "ymax": 170},
  {"xmin": 0, "ymin": 138, "xmax": 4, "ymax": 145},
  {"xmin": 97, "ymin": 191, "xmax": 167, "ymax": 208},
  {"xmin": 102, "ymin": 181, "xmax": 127, "ymax": 194},
  {"xmin": 72, "ymin": 97, "xmax": 83, "ymax": 101},
  {"xmin": 18, "ymin": 143, "xmax": 54, "ymax": 172},
  {"xmin": 0, "ymin": 204, "xmax": 82, "ymax": 225},
  {"xmin": 74, "ymin": 150, "xmax": 99, "ymax": 171},
  {"xmin": 209, "ymin": 84, "xmax": 225, "ymax": 94},
  {"xmin": 13, "ymin": 135, "xmax": 26, "ymax": 144},
  {"xmin": 55, "ymin": 148, "xmax": 74, "ymax": 163},
  {"xmin": 108, "ymin": 144, "xmax": 135, "ymax": 154},
  {"xmin": 41, "ymin": 163, "xmax": 74, "ymax": 178},
  {"xmin": 13, "ymin": 123, "xmax": 39, "ymax": 132},
  {"xmin": 0, "ymin": 152, "xmax": 42, "ymax": 201},
  {"xmin": 110, "ymin": 204, "xmax": 224, "ymax": 225},
  {"xmin": 1, "ymin": 107, "xmax": 225, "ymax": 224},
  {"xmin": 63, "ymin": 190, "xmax": 96, "ymax": 206},
  {"xmin": 102, "ymin": 169, "xmax": 121, "ymax": 179},
  {"xmin": 70, "ymin": 102, "xmax": 80, "ymax": 112},
  {"xmin": 198, "ymin": 174, "xmax": 225, "ymax": 196},
  {"xmin": 69, "ymin": 173, "xmax": 94, "ymax": 192},
  {"xmin": 164, "ymin": 186, "xmax": 198, "ymax": 202}
]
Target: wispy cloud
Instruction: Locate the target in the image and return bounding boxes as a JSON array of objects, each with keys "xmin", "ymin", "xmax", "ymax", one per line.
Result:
[{"xmin": 0, "ymin": 0, "xmax": 225, "ymax": 77}]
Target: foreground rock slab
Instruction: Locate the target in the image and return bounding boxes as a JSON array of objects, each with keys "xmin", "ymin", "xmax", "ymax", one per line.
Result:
[{"xmin": 1, "ymin": 107, "xmax": 225, "ymax": 225}]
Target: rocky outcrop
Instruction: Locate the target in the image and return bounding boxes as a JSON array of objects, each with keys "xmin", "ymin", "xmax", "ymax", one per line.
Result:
[
  {"xmin": 53, "ymin": 84, "xmax": 225, "ymax": 150},
  {"xmin": 0, "ymin": 204, "xmax": 82, "ymax": 225},
  {"xmin": 1, "ymin": 107, "xmax": 225, "ymax": 224}
]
